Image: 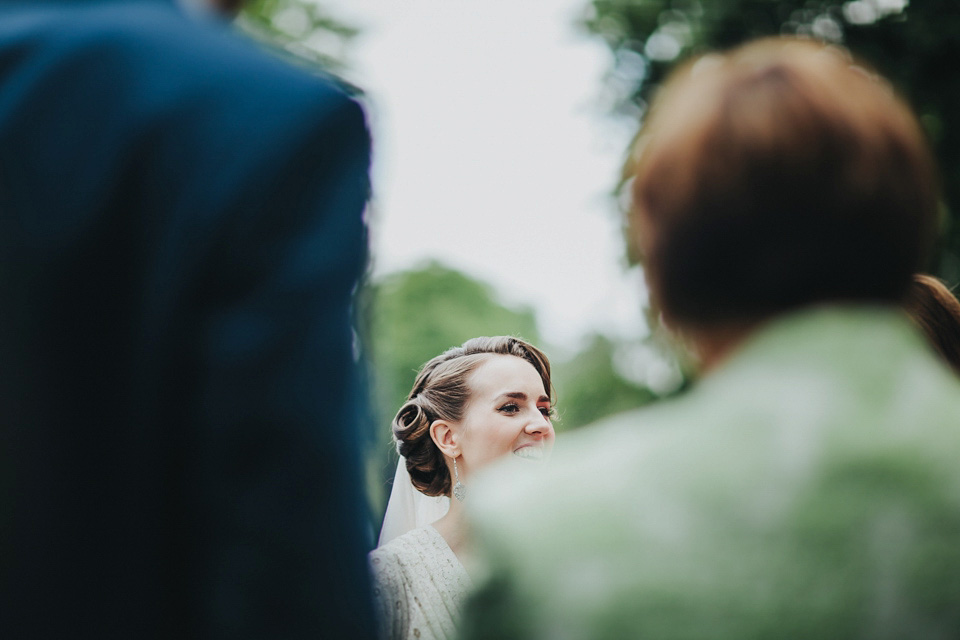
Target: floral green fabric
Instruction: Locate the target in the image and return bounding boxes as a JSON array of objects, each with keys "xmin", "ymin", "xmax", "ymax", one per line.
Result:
[{"xmin": 462, "ymin": 306, "xmax": 960, "ymax": 640}]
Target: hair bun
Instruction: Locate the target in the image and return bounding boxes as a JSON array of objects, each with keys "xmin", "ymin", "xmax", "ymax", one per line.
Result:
[{"xmin": 392, "ymin": 397, "xmax": 449, "ymax": 497}]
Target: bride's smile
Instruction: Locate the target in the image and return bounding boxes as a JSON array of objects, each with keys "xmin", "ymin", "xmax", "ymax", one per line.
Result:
[{"xmin": 512, "ymin": 444, "xmax": 545, "ymax": 460}]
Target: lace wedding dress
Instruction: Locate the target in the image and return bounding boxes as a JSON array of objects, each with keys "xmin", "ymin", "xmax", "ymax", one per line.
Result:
[{"xmin": 370, "ymin": 525, "xmax": 473, "ymax": 640}]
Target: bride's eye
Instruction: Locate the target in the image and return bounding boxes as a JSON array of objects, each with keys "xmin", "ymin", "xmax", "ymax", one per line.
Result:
[
  {"xmin": 497, "ymin": 403, "xmax": 520, "ymax": 414},
  {"xmin": 539, "ymin": 406, "xmax": 555, "ymax": 419}
]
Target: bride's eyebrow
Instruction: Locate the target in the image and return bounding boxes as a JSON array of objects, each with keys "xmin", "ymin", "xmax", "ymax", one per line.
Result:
[{"xmin": 495, "ymin": 392, "xmax": 551, "ymax": 403}]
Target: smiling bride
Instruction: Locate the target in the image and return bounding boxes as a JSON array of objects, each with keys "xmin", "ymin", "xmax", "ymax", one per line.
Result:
[{"xmin": 369, "ymin": 336, "xmax": 555, "ymax": 640}]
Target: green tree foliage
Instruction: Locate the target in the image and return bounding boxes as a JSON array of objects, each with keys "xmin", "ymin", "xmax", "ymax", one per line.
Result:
[
  {"xmin": 365, "ymin": 262, "xmax": 541, "ymax": 424},
  {"xmin": 582, "ymin": 0, "xmax": 960, "ymax": 281},
  {"xmin": 238, "ymin": 0, "xmax": 359, "ymax": 72},
  {"xmin": 553, "ymin": 334, "xmax": 657, "ymax": 429}
]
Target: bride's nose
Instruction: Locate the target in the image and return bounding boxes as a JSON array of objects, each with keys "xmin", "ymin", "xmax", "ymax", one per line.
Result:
[{"xmin": 524, "ymin": 410, "xmax": 552, "ymax": 436}]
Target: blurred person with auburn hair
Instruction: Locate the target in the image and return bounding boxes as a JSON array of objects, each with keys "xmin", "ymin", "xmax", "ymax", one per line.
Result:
[
  {"xmin": 460, "ymin": 38, "xmax": 960, "ymax": 639},
  {"xmin": 904, "ymin": 274, "xmax": 960, "ymax": 374}
]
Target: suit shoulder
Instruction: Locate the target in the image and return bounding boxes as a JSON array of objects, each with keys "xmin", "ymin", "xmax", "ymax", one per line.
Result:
[
  {"xmin": 57, "ymin": 3, "xmax": 366, "ymax": 144},
  {"xmin": 8, "ymin": 0, "xmax": 358, "ymax": 110}
]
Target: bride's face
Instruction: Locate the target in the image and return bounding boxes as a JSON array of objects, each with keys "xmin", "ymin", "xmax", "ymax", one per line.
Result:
[{"xmin": 454, "ymin": 355, "xmax": 555, "ymax": 476}]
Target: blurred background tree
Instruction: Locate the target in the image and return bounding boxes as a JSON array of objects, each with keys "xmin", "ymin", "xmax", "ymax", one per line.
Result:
[
  {"xmin": 581, "ymin": 0, "xmax": 960, "ymax": 282},
  {"xmin": 238, "ymin": 0, "xmax": 358, "ymax": 72},
  {"xmin": 552, "ymin": 334, "xmax": 661, "ymax": 428},
  {"xmin": 363, "ymin": 261, "xmax": 541, "ymax": 438}
]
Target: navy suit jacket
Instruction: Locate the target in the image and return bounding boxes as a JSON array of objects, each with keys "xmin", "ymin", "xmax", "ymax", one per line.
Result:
[{"xmin": 0, "ymin": 1, "xmax": 375, "ymax": 637}]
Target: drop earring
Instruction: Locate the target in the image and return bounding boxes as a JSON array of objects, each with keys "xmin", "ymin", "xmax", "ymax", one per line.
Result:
[{"xmin": 452, "ymin": 457, "xmax": 466, "ymax": 502}]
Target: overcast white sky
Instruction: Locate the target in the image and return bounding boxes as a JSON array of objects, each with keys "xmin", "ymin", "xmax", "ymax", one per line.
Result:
[{"xmin": 318, "ymin": 0, "xmax": 649, "ymax": 349}]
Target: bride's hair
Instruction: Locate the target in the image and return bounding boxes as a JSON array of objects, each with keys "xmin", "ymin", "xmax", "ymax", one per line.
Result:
[{"xmin": 392, "ymin": 336, "xmax": 553, "ymax": 497}]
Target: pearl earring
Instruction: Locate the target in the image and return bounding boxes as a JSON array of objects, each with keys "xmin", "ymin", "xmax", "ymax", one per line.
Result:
[{"xmin": 452, "ymin": 457, "xmax": 466, "ymax": 502}]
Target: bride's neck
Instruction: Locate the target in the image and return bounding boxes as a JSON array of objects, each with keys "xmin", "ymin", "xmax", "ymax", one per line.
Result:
[{"xmin": 431, "ymin": 495, "xmax": 469, "ymax": 560}]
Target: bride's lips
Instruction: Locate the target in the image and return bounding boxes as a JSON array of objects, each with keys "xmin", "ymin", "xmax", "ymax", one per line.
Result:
[{"xmin": 512, "ymin": 445, "xmax": 544, "ymax": 461}]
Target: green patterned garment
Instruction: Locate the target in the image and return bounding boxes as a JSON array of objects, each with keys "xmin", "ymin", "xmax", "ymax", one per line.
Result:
[{"xmin": 462, "ymin": 306, "xmax": 960, "ymax": 640}]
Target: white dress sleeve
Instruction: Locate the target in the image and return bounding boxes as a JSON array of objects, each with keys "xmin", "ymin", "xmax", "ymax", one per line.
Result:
[
  {"xmin": 368, "ymin": 527, "xmax": 473, "ymax": 640},
  {"xmin": 370, "ymin": 547, "xmax": 408, "ymax": 640}
]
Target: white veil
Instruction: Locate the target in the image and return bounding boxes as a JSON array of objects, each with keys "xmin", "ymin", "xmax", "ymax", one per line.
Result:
[{"xmin": 377, "ymin": 456, "xmax": 450, "ymax": 547}]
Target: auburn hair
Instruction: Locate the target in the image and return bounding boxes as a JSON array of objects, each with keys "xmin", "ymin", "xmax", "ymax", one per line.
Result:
[
  {"xmin": 904, "ymin": 274, "xmax": 960, "ymax": 375},
  {"xmin": 628, "ymin": 38, "xmax": 939, "ymax": 328}
]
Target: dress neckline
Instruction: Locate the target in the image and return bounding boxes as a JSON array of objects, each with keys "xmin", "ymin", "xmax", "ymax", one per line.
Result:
[{"xmin": 422, "ymin": 524, "xmax": 471, "ymax": 583}]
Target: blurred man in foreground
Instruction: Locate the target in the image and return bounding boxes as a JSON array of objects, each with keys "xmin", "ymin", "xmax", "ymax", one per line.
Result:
[
  {"xmin": 462, "ymin": 38, "xmax": 960, "ymax": 639},
  {"xmin": 0, "ymin": 0, "xmax": 375, "ymax": 637}
]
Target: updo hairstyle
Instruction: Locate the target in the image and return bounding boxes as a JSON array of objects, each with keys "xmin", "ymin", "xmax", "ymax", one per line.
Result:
[{"xmin": 392, "ymin": 336, "xmax": 552, "ymax": 497}]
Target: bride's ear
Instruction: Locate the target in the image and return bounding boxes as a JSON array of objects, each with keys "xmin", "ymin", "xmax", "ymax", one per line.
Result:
[{"xmin": 429, "ymin": 419, "xmax": 459, "ymax": 458}]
